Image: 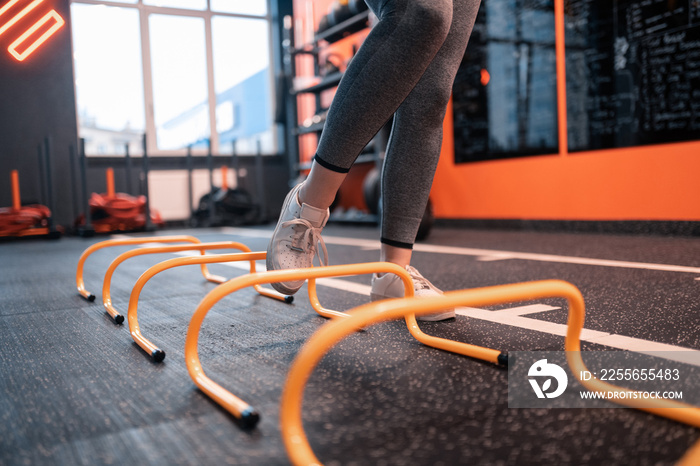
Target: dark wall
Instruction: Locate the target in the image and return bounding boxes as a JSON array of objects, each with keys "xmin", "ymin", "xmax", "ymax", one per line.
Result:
[
  {"xmin": 0, "ymin": 0, "xmax": 78, "ymax": 227},
  {"xmin": 0, "ymin": 0, "xmax": 293, "ymax": 230}
]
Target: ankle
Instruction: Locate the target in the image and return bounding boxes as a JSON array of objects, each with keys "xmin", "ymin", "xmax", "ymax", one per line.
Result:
[
  {"xmin": 298, "ymin": 183, "xmax": 330, "ymax": 211},
  {"xmin": 380, "ymin": 245, "xmax": 412, "ymax": 270},
  {"xmin": 376, "ymin": 261, "xmax": 409, "ymax": 278}
]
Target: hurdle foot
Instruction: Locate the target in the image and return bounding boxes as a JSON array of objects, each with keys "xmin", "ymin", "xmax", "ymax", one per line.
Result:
[
  {"xmin": 497, "ymin": 351, "xmax": 509, "ymax": 367},
  {"xmin": 114, "ymin": 314, "xmax": 124, "ymax": 325},
  {"xmin": 239, "ymin": 406, "xmax": 260, "ymax": 429},
  {"xmin": 151, "ymin": 349, "xmax": 166, "ymax": 362},
  {"xmin": 284, "ymin": 295, "xmax": 294, "ymax": 304},
  {"xmin": 82, "ymin": 293, "xmax": 96, "ymax": 302}
]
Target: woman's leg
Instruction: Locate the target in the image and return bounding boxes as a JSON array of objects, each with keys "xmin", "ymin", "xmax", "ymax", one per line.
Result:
[
  {"xmin": 372, "ymin": 0, "xmax": 481, "ymax": 321},
  {"xmin": 268, "ymin": 0, "xmax": 456, "ymax": 295},
  {"xmin": 268, "ymin": 0, "xmax": 481, "ymax": 296},
  {"xmin": 299, "ymin": 0, "xmax": 454, "ymax": 208},
  {"xmin": 380, "ymin": 0, "xmax": 481, "ymax": 256}
]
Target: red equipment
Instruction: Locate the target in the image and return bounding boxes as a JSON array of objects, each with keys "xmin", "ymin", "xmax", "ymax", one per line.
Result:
[
  {"xmin": 76, "ymin": 168, "xmax": 164, "ymax": 233},
  {"xmin": 0, "ymin": 170, "xmax": 54, "ymax": 238}
]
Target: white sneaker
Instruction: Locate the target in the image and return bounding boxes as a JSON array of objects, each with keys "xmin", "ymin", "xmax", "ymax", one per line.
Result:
[
  {"xmin": 266, "ymin": 183, "xmax": 330, "ymax": 295},
  {"xmin": 370, "ymin": 265, "xmax": 455, "ymax": 321}
]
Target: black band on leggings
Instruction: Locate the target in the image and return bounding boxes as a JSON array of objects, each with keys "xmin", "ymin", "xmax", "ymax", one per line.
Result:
[
  {"xmin": 314, "ymin": 154, "xmax": 351, "ymax": 174},
  {"xmin": 380, "ymin": 237, "xmax": 414, "ymax": 250}
]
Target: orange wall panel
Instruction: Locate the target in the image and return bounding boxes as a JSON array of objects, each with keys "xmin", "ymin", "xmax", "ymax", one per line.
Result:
[{"xmin": 432, "ymin": 100, "xmax": 700, "ymax": 221}]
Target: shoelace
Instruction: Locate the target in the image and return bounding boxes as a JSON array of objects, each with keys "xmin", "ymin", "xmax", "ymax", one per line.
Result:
[
  {"xmin": 281, "ymin": 217, "xmax": 328, "ymax": 266},
  {"xmin": 405, "ymin": 265, "xmax": 434, "ymax": 291}
]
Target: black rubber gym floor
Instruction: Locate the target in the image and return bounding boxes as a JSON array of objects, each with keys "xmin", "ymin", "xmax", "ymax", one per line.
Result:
[{"xmin": 1, "ymin": 225, "xmax": 698, "ymax": 465}]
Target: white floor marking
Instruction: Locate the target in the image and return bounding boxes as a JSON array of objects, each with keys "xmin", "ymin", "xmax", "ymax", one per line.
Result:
[
  {"xmin": 219, "ymin": 227, "xmax": 700, "ymax": 276},
  {"xmin": 455, "ymin": 307, "xmax": 609, "ymax": 340},
  {"xmin": 475, "ymin": 254, "xmax": 516, "ymax": 262},
  {"xmin": 495, "ymin": 304, "xmax": 561, "ymax": 315},
  {"xmin": 414, "ymin": 244, "xmax": 700, "ymax": 275},
  {"xmin": 454, "ymin": 308, "xmax": 700, "ymax": 366},
  {"xmin": 315, "ymin": 277, "xmax": 372, "ymax": 295},
  {"xmin": 133, "ymin": 231, "xmax": 700, "ymax": 365},
  {"xmin": 167, "ymin": 250, "xmax": 700, "ymax": 365}
]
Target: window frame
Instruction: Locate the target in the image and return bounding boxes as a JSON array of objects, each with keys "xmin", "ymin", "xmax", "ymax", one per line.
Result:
[{"xmin": 70, "ymin": 0, "xmax": 275, "ymax": 156}]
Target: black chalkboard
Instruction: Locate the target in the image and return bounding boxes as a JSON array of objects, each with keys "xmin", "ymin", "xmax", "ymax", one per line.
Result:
[
  {"xmin": 452, "ymin": 0, "xmax": 700, "ymax": 164},
  {"xmin": 453, "ymin": 0, "xmax": 560, "ymax": 164},
  {"xmin": 566, "ymin": 0, "xmax": 700, "ymax": 151}
]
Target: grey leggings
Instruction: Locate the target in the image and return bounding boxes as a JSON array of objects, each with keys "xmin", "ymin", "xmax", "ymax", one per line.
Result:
[{"xmin": 315, "ymin": 0, "xmax": 481, "ymax": 248}]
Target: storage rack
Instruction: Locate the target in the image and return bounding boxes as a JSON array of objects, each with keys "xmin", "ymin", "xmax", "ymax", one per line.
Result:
[
  {"xmin": 282, "ymin": 8, "xmax": 384, "ymax": 178},
  {"xmin": 281, "ymin": 5, "xmax": 433, "ymax": 236}
]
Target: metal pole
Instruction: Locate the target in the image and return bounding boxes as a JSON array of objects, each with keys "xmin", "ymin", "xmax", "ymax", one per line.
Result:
[
  {"xmin": 186, "ymin": 145, "xmax": 194, "ymax": 223},
  {"xmin": 141, "ymin": 133, "xmax": 153, "ymax": 231},
  {"xmin": 79, "ymin": 138, "xmax": 94, "ymax": 236},
  {"xmin": 207, "ymin": 138, "xmax": 215, "ymax": 225},
  {"xmin": 43, "ymin": 136, "xmax": 58, "ymax": 235},
  {"xmin": 282, "ymin": 15, "xmax": 300, "ymax": 186},
  {"xmin": 255, "ymin": 139, "xmax": 267, "ymax": 223},
  {"xmin": 69, "ymin": 144, "xmax": 80, "ymax": 225},
  {"xmin": 231, "ymin": 139, "xmax": 240, "ymax": 189},
  {"xmin": 37, "ymin": 143, "xmax": 46, "ymax": 206},
  {"xmin": 10, "ymin": 170, "xmax": 21, "ymax": 211},
  {"xmin": 125, "ymin": 143, "xmax": 133, "ymax": 195}
]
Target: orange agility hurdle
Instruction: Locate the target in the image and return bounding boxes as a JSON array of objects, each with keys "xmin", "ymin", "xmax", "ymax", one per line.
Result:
[
  {"xmin": 183, "ymin": 263, "xmax": 507, "ymax": 428},
  {"xmin": 127, "ymin": 251, "xmax": 290, "ymax": 362},
  {"xmin": 278, "ymin": 280, "xmax": 700, "ymax": 466},
  {"xmin": 679, "ymin": 440, "xmax": 700, "ymax": 466},
  {"xmin": 102, "ymin": 241, "xmax": 291, "ymax": 324},
  {"xmin": 76, "ymin": 235, "xmax": 226, "ymax": 301}
]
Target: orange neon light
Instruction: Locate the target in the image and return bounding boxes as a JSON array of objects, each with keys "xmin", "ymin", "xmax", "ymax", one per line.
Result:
[
  {"xmin": 0, "ymin": 0, "xmax": 44, "ymax": 38},
  {"xmin": 0, "ymin": 0, "xmax": 22, "ymax": 18},
  {"xmin": 7, "ymin": 9, "xmax": 64, "ymax": 61}
]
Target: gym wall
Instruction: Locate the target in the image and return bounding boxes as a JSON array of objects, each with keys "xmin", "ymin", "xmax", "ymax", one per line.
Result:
[
  {"xmin": 0, "ymin": 0, "xmax": 79, "ymax": 227},
  {"xmin": 291, "ymin": 0, "xmax": 700, "ymax": 226},
  {"xmin": 433, "ymin": 104, "xmax": 700, "ymax": 222},
  {"xmin": 432, "ymin": 0, "xmax": 700, "ymax": 224}
]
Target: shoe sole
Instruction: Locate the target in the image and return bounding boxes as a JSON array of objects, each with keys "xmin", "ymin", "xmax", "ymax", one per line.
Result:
[
  {"xmin": 268, "ymin": 277, "xmax": 303, "ymax": 296},
  {"xmin": 266, "ymin": 185, "xmax": 305, "ymax": 296},
  {"xmin": 369, "ymin": 293, "xmax": 455, "ymax": 321}
]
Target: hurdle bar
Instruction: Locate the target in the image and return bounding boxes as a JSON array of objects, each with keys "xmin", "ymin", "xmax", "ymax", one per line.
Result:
[
  {"xmin": 279, "ymin": 280, "xmax": 700, "ymax": 466},
  {"xmin": 183, "ymin": 263, "xmax": 506, "ymax": 428},
  {"xmin": 76, "ymin": 236, "xmax": 226, "ymax": 301},
  {"xmin": 127, "ymin": 252, "xmax": 289, "ymax": 362},
  {"xmin": 102, "ymin": 241, "xmax": 292, "ymax": 324}
]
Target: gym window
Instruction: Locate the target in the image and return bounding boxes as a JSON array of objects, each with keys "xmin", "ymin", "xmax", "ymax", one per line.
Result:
[{"xmin": 70, "ymin": 0, "xmax": 275, "ymax": 157}]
